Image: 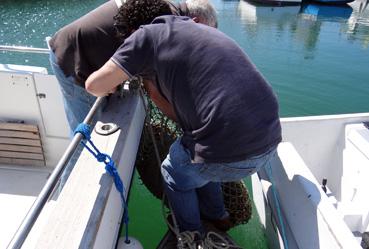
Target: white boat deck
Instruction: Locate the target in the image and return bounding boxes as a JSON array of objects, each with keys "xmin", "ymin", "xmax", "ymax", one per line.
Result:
[
  {"xmin": 253, "ymin": 113, "xmax": 369, "ymax": 249},
  {"xmin": 0, "ymin": 64, "xmax": 70, "ymax": 248},
  {"xmin": 0, "ymin": 64, "xmax": 145, "ymax": 248},
  {"xmin": 0, "ymin": 166, "xmax": 55, "ymax": 248}
]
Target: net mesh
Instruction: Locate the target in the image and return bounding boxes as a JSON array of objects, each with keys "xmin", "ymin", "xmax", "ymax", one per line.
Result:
[{"xmin": 135, "ymin": 99, "xmax": 252, "ymax": 226}]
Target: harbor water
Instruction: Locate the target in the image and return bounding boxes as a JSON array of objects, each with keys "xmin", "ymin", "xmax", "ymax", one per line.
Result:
[{"xmin": 1, "ymin": 0, "xmax": 369, "ymax": 248}]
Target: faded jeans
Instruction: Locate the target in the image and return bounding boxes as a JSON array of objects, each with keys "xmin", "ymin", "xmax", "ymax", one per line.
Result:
[
  {"xmin": 49, "ymin": 51, "xmax": 97, "ymax": 190},
  {"xmin": 161, "ymin": 138, "xmax": 277, "ymax": 232}
]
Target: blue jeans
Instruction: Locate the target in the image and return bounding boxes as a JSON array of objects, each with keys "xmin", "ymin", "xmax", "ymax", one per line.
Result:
[
  {"xmin": 49, "ymin": 51, "xmax": 98, "ymax": 190},
  {"xmin": 49, "ymin": 51, "xmax": 97, "ymax": 132},
  {"xmin": 161, "ymin": 138, "xmax": 277, "ymax": 232}
]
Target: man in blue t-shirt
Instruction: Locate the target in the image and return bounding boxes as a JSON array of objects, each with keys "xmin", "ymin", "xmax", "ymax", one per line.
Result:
[
  {"xmin": 86, "ymin": 12, "xmax": 281, "ymax": 247},
  {"xmin": 49, "ymin": 0, "xmax": 218, "ymax": 192}
]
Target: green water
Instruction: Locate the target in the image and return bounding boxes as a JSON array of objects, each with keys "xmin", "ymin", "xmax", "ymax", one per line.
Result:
[
  {"xmin": 1, "ymin": 0, "xmax": 369, "ymax": 248},
  {"xmin": 127, "ymin": 174, "xmax": 268, "ymax": 248}
]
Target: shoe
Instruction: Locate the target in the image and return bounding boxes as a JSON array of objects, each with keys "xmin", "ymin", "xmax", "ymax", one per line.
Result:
[
  {"xmin": 206, "ymin": 216, "xmax": 234, "ymax": 232},
  {"xmin": 203, "ymin": 231, "xmax": 242, "ymax": 249},
  {"xmin": 177, "ymin": 230, "xmax": 204, "ymax": 249}
]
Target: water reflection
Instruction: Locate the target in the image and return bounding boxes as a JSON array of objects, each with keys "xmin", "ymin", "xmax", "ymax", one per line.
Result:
[
  {"xmin": 299, "ymin": 4, "xmax": 353, "ymax": 56},
  {"xmin": 347, "ymin": 0, "xmax": 369, "ymax": 47},
  {"xmin": 232, "ymin": 0, "xmax": 369, "ymax": 116},
  {"xmin": 300, "ymin": 4, "xmax": 353, "ymax": 19},
  {"xmin": 238, "ymin": 0, "xmax": 369, "ymax": 54}
]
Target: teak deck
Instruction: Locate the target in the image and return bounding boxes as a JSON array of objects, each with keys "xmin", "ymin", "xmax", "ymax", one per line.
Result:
[{"xmin": 0, "ymin": 122, "xmax": 45, "ymax": 166}]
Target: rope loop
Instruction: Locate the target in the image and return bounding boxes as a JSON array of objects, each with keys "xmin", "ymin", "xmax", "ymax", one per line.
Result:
[{"xmin": 74, "ymin": 123, "xmax": 91, "ymax": 140}]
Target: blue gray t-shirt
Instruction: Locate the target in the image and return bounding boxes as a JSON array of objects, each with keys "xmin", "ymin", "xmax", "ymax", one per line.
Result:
[{"xmin": 112, "ymin": 15, "xmax": 281, "ymax": 163}]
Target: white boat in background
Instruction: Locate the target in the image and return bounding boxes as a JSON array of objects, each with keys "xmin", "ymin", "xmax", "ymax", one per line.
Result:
[
  {"xmin": 239, "ymin": 0, "xmax": 301, "ymax": 7},
  {"xmin": 0, "ymin": 46, "xmax": 145, "ymax": 249},
  {"xmin": 238, "ymin": 1, "xmax": 301, "ymax": 25},
  {"xmin": 253, "ymin": 113, "xmax": 369, "ymax": 249}
]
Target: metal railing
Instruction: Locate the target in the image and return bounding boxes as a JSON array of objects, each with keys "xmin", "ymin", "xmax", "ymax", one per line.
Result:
[
  {"xmin": 0, "ymin": 45, "xmax": 49, "ymax": 54},
  {"xmin": 7, "ymin": 91, "xmax": 105, "ymax": 249},
  {"xmin": 1, "ymin": 43, "xmax": 104, "ymax": 249}
]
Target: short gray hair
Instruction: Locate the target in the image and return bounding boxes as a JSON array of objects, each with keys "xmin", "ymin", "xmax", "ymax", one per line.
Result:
[{"xmin": 186, "ymin": 0, "xmax": 218, "ymax": 28}]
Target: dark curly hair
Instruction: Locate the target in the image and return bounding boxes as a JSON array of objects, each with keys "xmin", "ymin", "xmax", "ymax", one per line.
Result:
[{"xmin": 114, "ymin": 0, "xmax": 173, "ymax": 40}]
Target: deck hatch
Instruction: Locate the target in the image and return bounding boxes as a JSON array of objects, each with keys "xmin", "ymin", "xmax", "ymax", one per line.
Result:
[{"xmin": 0, "ymin": 122, "xmax": 45, "ymax": 166}]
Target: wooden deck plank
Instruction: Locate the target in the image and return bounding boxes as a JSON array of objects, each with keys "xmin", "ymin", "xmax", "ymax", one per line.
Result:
[
  {"xmin": 0, "ymin": 123, "xmax": 45, "ymax": 166},
  {"xmin": 0, "ymin": 137, "xmax": 42, "ymax": 147},
  {"xmin": 0, "ymin": 130, "xmax": 39, "ymax": 139},
  {"xmin": 0, "ymin": 157, "xmax": 45, "ymax": 167},
  {"xmin": 0, "ymin": 123, "xmax": 39, "ymax": 132},
  {"xmin": 0, "ymin": 144, "xmax": 43, "ymax": 153},
  {"xmin": 0, "ymin": 151, "xmax": 44, "ymax": 160}
]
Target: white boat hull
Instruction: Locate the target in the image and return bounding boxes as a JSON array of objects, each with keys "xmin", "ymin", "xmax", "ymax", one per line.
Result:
[{"xmin": 253, "ymin": 113, "xmax": 369, "ymax": 249}]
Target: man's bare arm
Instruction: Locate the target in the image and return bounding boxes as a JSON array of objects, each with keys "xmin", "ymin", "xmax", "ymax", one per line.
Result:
[{"xmin": 86, "ymin": 60, "xmax": 129, "ymax": 97}]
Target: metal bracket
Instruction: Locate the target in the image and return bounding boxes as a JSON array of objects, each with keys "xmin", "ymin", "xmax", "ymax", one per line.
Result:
[{"xmin": 94, "ymin": 122, "xmax": 120, "ymax": 136}]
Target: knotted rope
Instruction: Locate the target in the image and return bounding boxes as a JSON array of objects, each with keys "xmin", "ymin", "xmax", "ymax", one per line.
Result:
[{"xmin": 74, "ymin": 123, "xmax": 130, "ymax": 243}]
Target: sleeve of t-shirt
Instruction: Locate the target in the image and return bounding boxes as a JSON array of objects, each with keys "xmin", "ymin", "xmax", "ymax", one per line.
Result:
[{"xmin": 111, "ymin": 27, "xmax": 154, "ymax": 77}]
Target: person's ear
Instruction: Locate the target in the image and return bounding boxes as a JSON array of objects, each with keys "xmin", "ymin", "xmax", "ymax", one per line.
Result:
[{"xmin": 192, "ymin": 17, "xmax": 199, "ymax": 23}]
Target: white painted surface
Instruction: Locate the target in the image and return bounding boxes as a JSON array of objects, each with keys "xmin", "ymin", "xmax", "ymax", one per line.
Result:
[
  {"xmin": 0, "ymin": 66, "xmax": 70, "ymax": 167},
  {"xmin": 339, "ymin": 124, "xmax": 369, "ymax": 233},
  {"xmin": 0, "ymin": 65, "xmax": 70, "ymax": 248},
  {"xmin": 281, "ymin": 113, "xmax": 369, "ymax": 201},
  {"xmin": 0, "ymin": 167, "xmax": 50, "ymax": 249},
  {"xmin": 33, "ymin": 73, "xmax": 69, "ymax": 138},
  {"xmin": 94, "ymin": 97, "xmax": 145, "ymax": 249},
  {"xmin": 276, "ymin": 143, "xmax": 359, "ymax": 248},
  {"xmin": 34, "ymin": 94, "xmax": 145, "ymax": 249},
  {"xmin": 0, "ymin": 64, "xmax": 47, "ymax": 74},
  {"xmin": 254, "ymin": 113, "xmax": 369, "ymax": 249}
]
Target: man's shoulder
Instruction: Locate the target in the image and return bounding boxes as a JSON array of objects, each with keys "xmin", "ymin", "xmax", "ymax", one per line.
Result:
[{"xmin": 56, "ymin": 1, "xmax": 118, "ymax": 34}]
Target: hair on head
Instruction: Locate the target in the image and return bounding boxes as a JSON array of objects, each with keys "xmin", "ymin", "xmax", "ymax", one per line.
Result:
[{"xmin": 114, "ymin": 0, "xmax": 172, "ymax": 40}]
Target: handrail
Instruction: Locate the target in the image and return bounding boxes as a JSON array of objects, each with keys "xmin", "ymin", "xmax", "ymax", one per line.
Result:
[
  {"xmin": 0, "ymin": 45, "xmax": 49, "ymax": 54},
  {"xmin": 7, "ymin": 96, "xmax": 105, "ymax": 249}
]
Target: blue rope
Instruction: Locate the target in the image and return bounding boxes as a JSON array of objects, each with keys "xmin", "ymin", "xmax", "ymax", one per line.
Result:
[
  {"xmin": 266, "ymin": 161, "xmax": 289, "ymax": 249},
  {"xmin": 74, "ymin": 123, "xmax": 130, "ymax": 242}
]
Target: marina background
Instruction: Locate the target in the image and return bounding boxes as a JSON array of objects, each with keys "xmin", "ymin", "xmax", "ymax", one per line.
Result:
[{"xmin": 1, "ymin": 0, "xmax": 368, "ymax": 247}]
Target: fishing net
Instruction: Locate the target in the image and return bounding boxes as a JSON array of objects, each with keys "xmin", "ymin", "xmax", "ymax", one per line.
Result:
[{"xmin": 135, "ymin": 99, "xmax": 252, "ymax": 227}]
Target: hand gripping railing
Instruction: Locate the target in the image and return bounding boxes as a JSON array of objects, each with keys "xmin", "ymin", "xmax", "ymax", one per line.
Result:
[{"xmin": 7, "ymin": 97, "xmax": 105, "ymax": 249}]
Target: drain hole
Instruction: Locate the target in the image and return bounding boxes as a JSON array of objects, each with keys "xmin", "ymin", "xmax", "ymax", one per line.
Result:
[{"xmin": 101, "ymin": 124, "xmax": 112, "ymax": 131}]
